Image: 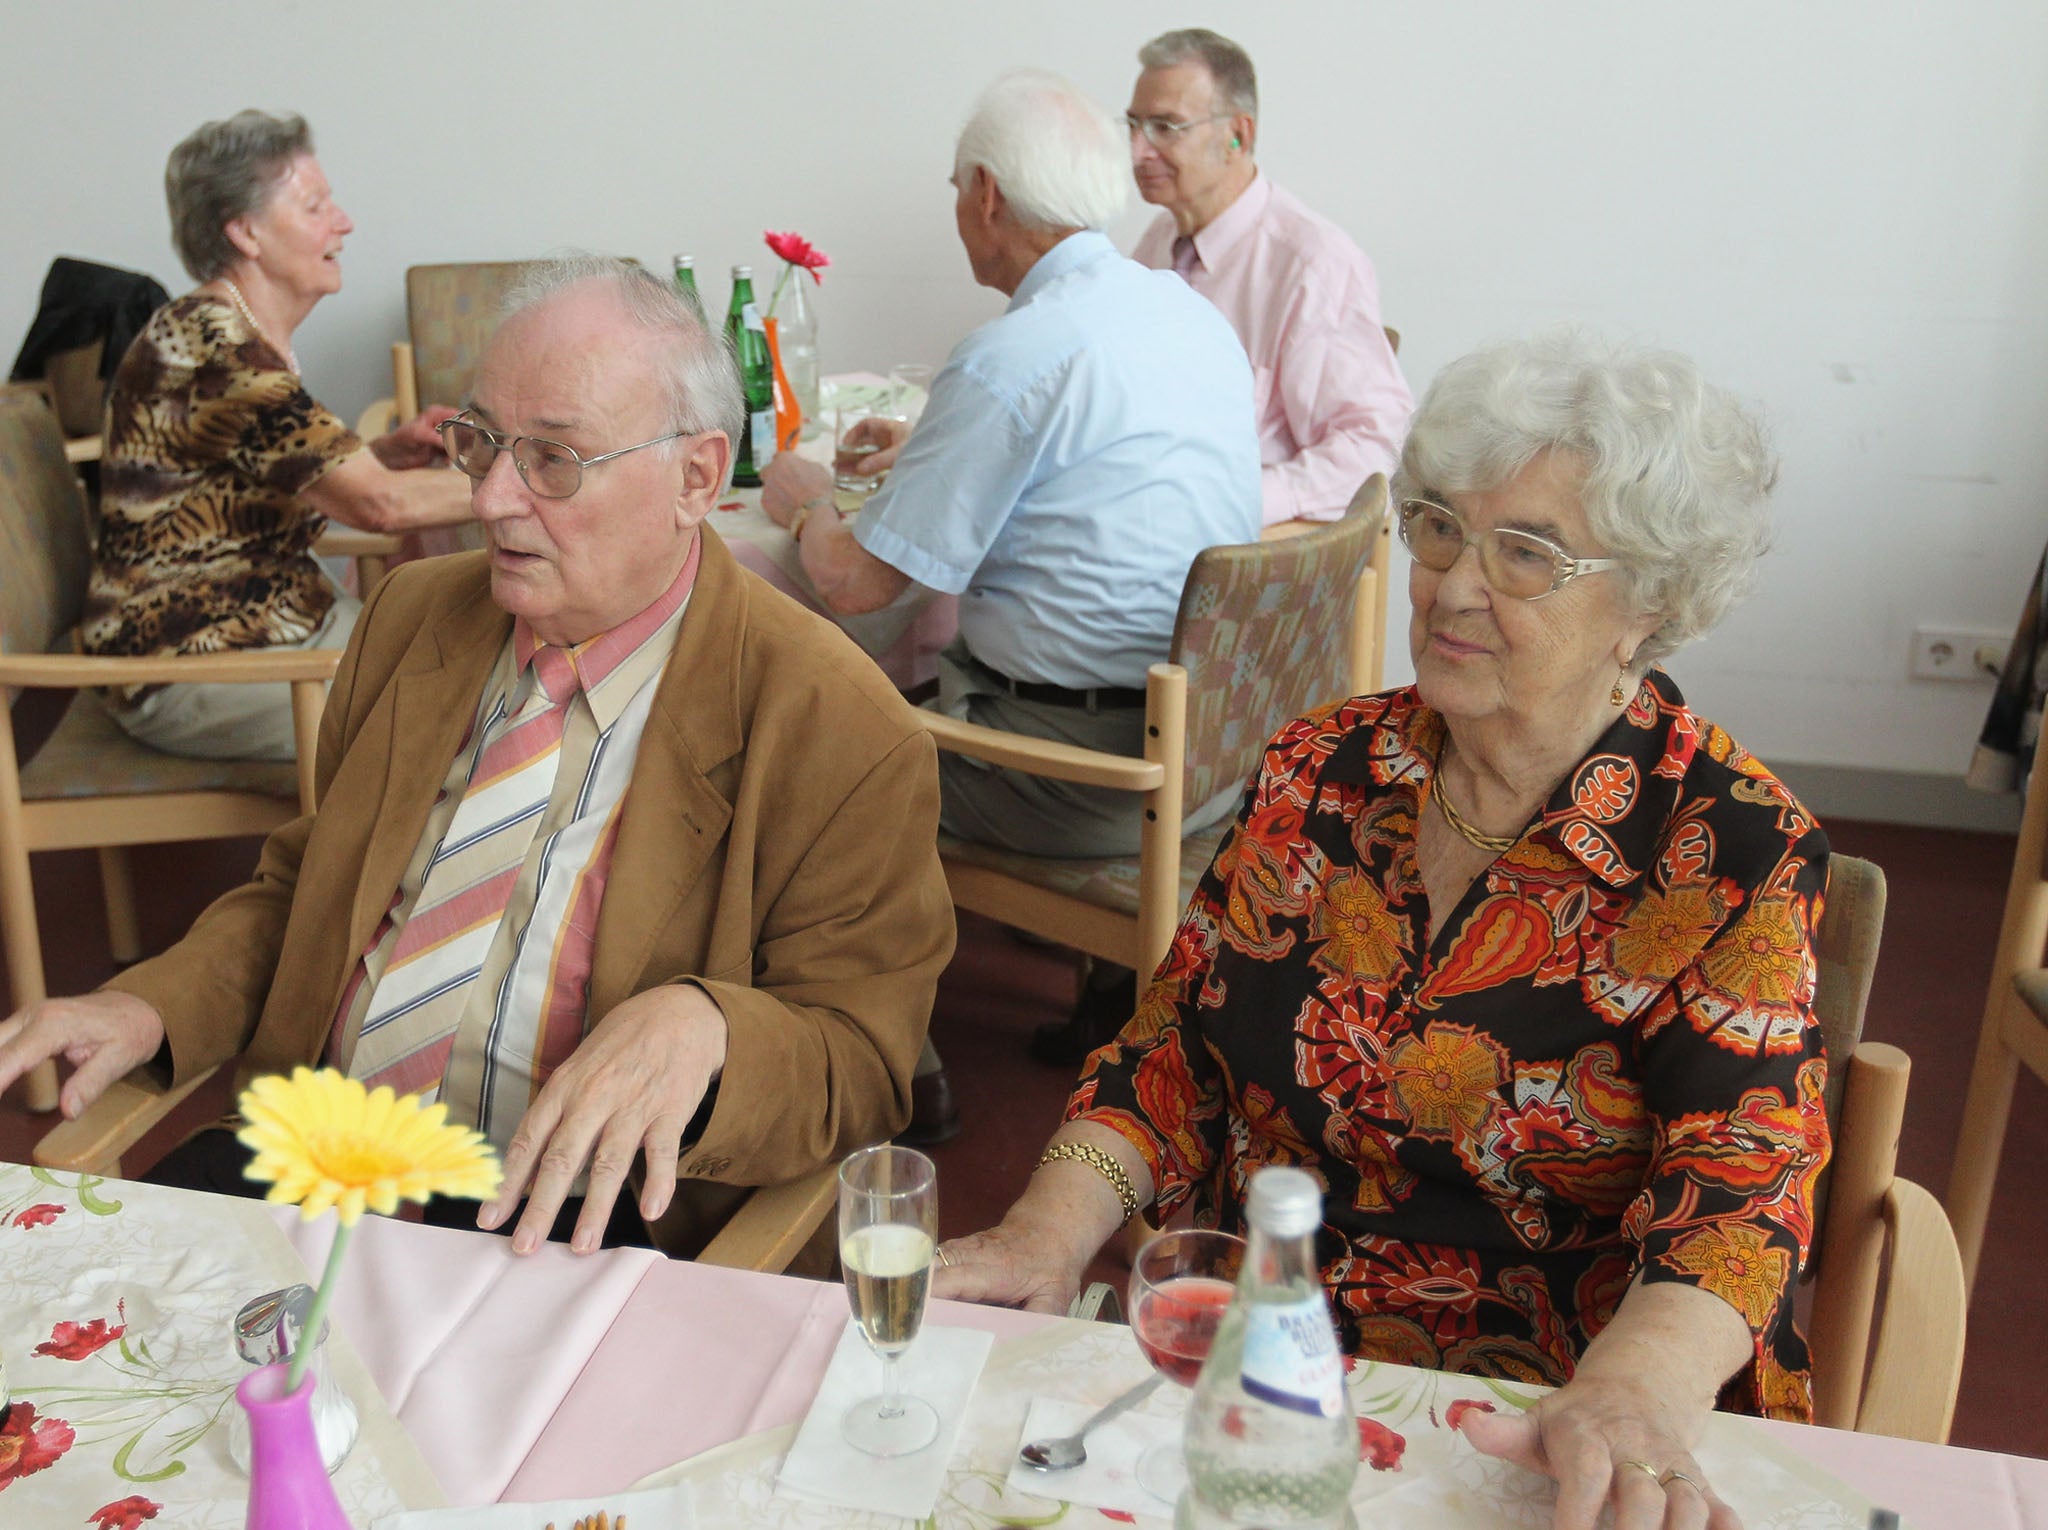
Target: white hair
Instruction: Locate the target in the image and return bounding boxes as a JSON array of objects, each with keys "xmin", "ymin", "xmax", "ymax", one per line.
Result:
[
  {"xmin": 953, "ymin": 69, "xmax": 1129, "ymax": 233},
  {"xmin": 498, "ymin": 253, "xmax": 743, "ymax": 487},
  {"xmin": 1396, "ymin": 330, "xmax": 1779, "ymax": 666}
]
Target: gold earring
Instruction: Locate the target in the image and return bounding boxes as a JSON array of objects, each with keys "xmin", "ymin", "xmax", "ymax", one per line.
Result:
[{"xmin": 1610, "ymin": 663, "xmax": 1633, "ymax": 706}]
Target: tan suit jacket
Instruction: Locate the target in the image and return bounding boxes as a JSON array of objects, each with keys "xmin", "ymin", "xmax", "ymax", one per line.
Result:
[{"xmin": 107, "ymin": 530, "xmax": 955, "ymax": 1254}]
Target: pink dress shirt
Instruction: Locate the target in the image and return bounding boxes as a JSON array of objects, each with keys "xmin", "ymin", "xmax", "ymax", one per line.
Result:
[{"xmin": 1133, "ymin": 175, "xmax": 1413, "ymax": 525}]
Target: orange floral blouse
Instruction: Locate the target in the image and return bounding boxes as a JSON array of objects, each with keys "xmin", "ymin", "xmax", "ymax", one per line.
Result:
[{"xmin": 1068, "ymin": 671, "xmax": 1831, "ymax": 1419}]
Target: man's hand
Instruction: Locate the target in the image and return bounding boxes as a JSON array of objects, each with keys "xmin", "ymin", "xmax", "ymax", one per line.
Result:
[
  {"xmin": 760, "ymin": 453, "xmax": 835, "ymax": 528},
  {"xmin": 477, "ymin": 984, "xmax": 728, "ymax": 1255},
  {"xmin": 835, "ymin": 416, "xmax": 909, "ymax": 479},
  {"xmin": 374, "ymin": 405, "xmax": 461, "ymax": 471},
  {"xmin": 0, "ymin": 992, "xmax": 166, "ymax": 1119}
]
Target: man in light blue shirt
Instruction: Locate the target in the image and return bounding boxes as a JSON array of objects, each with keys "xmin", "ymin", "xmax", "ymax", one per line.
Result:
[{"xmin": 763, "ymin": 68, "xmax": 1260, "ymax": 858}]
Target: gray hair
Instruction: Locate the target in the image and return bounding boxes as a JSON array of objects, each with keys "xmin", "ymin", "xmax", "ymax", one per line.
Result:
[
  {"xmin": 954, "ymin": 69, "xmax": 1129, "ymax": 233},
  {"xmin": 1137, "ymin": 28, "xmax": 1258, "ymax": 119},
  {"xmin": 498, "ymin": 254, "xmax": 744, "ymax": 488},
  {"xmin": 1395, "ymin": 331, "xmax": 1778, "ymax": 666},
  {"xmin": 165, "ymin": 110, "xmax": 314, "ymax": 282}
]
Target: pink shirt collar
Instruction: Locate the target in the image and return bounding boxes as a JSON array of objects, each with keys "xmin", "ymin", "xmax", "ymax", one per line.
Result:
[
  {"xmin": 512, "ymin": 530, "xmax": 702, "ymax": 695},
  {"xmin": 1186, "ymin": 172, "xmax": 1273, "ymax": 272}
]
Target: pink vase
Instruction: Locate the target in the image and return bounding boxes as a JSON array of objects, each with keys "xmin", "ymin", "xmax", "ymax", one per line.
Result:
[{"xmin": 237, "ymin": 1364, "xmax": 353, "ymax": 1530}]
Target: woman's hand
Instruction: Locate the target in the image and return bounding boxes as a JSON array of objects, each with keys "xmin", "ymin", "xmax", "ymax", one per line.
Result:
[
  {"xmin": 1459, "ymin": 1371, "xmax": 1740, "ymax": 1529},
  {"xmin": 374, "ymin": 405, "xmax": 460, "ymax": 470},
  {"xmin": 760, "ymin": 452, "xmax": 835, "ymax": 528},
  {"xmin": 930, "ymin": 1219, "xmax": 1091, "ymax": 1316}
]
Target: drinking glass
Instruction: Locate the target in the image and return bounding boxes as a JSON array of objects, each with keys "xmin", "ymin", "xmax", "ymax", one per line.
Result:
[
  {"xmin": 838, "ymin": 1144, "xmax": 940, "ymax": 1457},
  {"xmin": 1128, "ymin": 1226, "xmax": 1245, "ymax": 1502},
  {"xmin": 887, "ymin": 363, "xmax": 936, "ymax": 426},
  {"xmin": 834, "ymin": 406, "xmax": 892, "ymax": 493}
]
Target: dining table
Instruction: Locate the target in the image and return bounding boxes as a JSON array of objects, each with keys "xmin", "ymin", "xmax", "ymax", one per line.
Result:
[{"xmin": 6, "ymin": 1161, "xmax": 2043, "ymax": 1529}]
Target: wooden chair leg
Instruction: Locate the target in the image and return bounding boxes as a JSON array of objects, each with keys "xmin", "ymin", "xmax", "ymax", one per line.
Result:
[
  {"xmin": 97, "ymin": 846, "xmax": 142, "ymax": 965},
  {"xmin": 0, "ymin": 709, "xmax": 59, "ymax": 1111},
  {"xmin": 1947, "ymin": 997, "xmax": 2020, "ymax": 1292}
]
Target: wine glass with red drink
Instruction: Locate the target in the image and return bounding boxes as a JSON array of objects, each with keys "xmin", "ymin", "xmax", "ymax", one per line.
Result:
[{"xmin": 1127, "ymin": 1227, "xmax": 1246, "ymax": 1502}]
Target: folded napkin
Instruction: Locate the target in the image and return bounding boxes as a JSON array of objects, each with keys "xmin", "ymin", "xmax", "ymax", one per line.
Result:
[
  {"xmin": 1003, "ymin": 1394, "xmax": 1182, "ymax": 1520},
  {"xmin": 369, "ymin": 1479, "xmax": 692, "ymax": 1528},
  {"xmin": 775, "ymin": 1319, "xmax": 994, "ymax": 1520}
]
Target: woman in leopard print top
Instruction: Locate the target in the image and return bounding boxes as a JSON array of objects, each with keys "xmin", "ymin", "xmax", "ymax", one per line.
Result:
[{"xmin": 85, "ymin": 110, "xmax": 473, "ymax": 760}]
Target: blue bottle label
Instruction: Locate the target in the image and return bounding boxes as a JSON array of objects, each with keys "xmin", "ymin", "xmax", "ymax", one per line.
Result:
[{"xmin": 1239, "ymin": 1297, "xmax": 1345, "ymax": 1417}]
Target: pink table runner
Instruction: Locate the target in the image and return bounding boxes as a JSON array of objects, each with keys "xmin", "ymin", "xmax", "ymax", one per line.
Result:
[{"xmin": 276, "ymin": 1207, "xmax": 2046, "ymax": 1528}]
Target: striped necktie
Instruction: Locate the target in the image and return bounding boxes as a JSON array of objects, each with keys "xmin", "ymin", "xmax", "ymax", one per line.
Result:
[{"xmin": 345, "ymin": 645, "xmax": 582, "ymax": 1100}]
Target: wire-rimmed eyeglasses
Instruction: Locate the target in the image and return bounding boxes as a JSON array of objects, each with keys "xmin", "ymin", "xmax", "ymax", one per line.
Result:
[
  {"xmin": 1123, "ymin": 112, "xmax": 1231, "ymax": 149},
  {"xmin": 1397, "ymin": 496, "xmax": 1622, "ymax": 601},
  {"xmin": 438, "ymin": 414, "xmax": 688, "ymax": 499}
]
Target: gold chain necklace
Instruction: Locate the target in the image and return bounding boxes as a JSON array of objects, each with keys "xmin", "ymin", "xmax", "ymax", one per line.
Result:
[
  {"xmin": 1430, "ymin": 760, "xmax": 1518, "ymax": 854},
  {"xmin": 218, "ymin": 279, "xmax": 300, "ymax": 375}
]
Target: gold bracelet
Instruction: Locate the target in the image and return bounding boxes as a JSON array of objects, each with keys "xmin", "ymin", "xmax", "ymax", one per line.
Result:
[{"xmin": 1037, "ymin": 1141, "xmax": 1140, "ymax": 1223}]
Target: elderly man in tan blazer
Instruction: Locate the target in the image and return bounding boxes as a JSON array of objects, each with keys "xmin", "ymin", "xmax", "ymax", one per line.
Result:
[{"xmin": 0, "ymin": 256, "xmax": 954, "ymax": 1261}]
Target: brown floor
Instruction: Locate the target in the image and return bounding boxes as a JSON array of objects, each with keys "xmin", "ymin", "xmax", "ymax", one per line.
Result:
[{"xmin": 3, "ymin": 818, "xmax": 2041, "ymax": 1458}]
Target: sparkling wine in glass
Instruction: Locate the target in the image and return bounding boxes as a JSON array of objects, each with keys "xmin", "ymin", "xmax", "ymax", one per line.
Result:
[
  {"xmin": 838, "ymin": 1144, "xmax": 940, "ymax": 1457},
  {"xmin": 1128, "ymin": 1226, "xmax": 1246, "ymax": 1502}
]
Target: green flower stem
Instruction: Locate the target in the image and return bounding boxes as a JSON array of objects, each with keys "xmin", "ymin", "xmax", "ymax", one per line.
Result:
[
  {"xmin": 769, "ymin": 261, "xmax": 793, "ymax": 315},
  {"xmin": 288, "ymin": 1218, "xmax": 353, "ymax": 1393}
]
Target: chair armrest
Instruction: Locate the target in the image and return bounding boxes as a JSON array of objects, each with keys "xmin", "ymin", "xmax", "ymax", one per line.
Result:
[
  {"xmin": 0, "ymin": 648, "xmax": 342, "ymax": 690},
  {"xmin": 354, "ymin": 397, "xmax": 398, "ymax": 439},
  {"xmin": 316, "ymin": 528, "xmax": 405, "ymax": 560},
  {"xmin": 34, "ymin": 1063, "xmax": 224, "ymax": 1175},
  {"xmin": 917, "ymin": 710, "xmax": 1165, "ymax": 791},
  {"xmin": 695, "ymin": 1161, "xmax": 840, "ymax": 1273}
]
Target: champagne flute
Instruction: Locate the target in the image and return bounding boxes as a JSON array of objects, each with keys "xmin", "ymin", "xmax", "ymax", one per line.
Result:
[
  {"xmin": 1128, "ymin": 1226, "xmax": 1245, "ymax": 1502},
  {"xmin": 838, "ymin": 1144, "xmax": 940, "ymax": 1457}
]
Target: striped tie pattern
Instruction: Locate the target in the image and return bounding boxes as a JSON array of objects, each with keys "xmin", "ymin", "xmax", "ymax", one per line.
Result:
[{"xmin": 345, "ymin": 645, "xmax": 582, "ymax": 1100}]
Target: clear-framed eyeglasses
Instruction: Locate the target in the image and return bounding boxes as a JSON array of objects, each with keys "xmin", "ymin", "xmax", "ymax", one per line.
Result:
[
  {"xmin": 438, "ymin": 414, "xmax": 688, "ymax": 499},
  {"xmin": 1123, "ymin": 112, "xmax": 1231, "ymax": 149},
  {"xmin": 1397, "ymin": 496, "xmax": 1622, "ymax": 601}
]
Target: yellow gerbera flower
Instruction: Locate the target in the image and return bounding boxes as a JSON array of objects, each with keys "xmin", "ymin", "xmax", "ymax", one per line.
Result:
[{"xmin": 237, "ymin": 1068, "xmax": 501, "ymax": 1227}]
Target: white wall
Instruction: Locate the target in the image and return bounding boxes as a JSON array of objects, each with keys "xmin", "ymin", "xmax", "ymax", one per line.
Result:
[{"xmin": 6, "ymin": 1, "xmax": 2046, "ymax": 779}]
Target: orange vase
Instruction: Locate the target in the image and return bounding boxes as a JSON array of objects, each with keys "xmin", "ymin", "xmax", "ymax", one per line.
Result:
[{"xmin": 763, "ymin": 317, "xmax": 802, "ymax": 450}]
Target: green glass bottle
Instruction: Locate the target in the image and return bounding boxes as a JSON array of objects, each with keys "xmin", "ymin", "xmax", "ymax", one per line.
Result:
[
  {"xmin": 671, "ymin": 254, "xmax": 703, "ymax": 320},
  {"xmin": 725, "ymin": 265, "xmax": 775, "ymax": 487}
]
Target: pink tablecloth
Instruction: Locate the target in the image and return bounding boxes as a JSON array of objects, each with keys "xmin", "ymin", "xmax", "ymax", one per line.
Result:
[{"xmin": 281, "ymin": 1210, "xmax": 2048, "ymax": 1529}]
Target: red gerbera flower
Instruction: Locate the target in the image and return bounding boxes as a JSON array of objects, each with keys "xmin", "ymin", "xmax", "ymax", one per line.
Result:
[
  {"xmin": 87, "ymin": 1496, "xmax": 162, "ymax": 1529},
  {"xmin": 763, "ymin": 230, "xmax": 830, "ymax": 282},
  {"xmin": 0, "ymin": 1401, "xmax": 76, "ymax": 1488},
  {"xmin": 1356, "ymin": 1415, "xmax": 1406, "ymax": 1470},
  {"xmin": 11, "ymin": 1203, "xmax": 63, "ymax": 1229},
  {"xmin": 36, "ymin": 1303, "xmax": 128, "ymax": 1361}
]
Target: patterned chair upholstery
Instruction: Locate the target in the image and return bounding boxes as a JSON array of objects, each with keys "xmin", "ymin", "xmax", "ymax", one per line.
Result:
[
  {"xmin": 931, "ymin": 476, "xmax": 1387, "ymax": 978},
  {"xmin": 0, "ymin": 390, "xmax": 332, "ymax": 1109},
  {"xmin": 405, "ymin": 261, "xmax": 545, "ymax": 413}
]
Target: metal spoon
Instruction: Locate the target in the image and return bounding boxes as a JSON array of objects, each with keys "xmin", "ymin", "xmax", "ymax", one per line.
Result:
[{"xmin": 1019, "ymin": 1374, "xmax": 1165, "ymax": 1471}]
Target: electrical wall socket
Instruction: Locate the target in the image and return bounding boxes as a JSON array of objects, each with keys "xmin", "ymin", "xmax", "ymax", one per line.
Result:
[{"xmin": 1910, "ymin": 627, "xmax": 2006, "ymax": 681}]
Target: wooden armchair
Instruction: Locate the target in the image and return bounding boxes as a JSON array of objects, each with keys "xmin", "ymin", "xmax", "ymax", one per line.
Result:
[
  {"xmin": 0, "ymin": 390, "xmax": 335, "ymax": 1112},
  {"xmin": 1947, "ymin": 746, "xmax": 2048, "ymax": 1292},
  {"xmin": 922, "ymin": 476, "xmax": 1386, "ymax": 984},
  {"xmin": 1790, "ymin": 855, "xmax": 1966, "ymax": 1441}
]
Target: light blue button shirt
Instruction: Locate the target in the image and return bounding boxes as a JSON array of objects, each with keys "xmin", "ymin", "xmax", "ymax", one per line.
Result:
[{"xmin": 853, "ymin": 231, "xmax": 1261, "ymax": 689}]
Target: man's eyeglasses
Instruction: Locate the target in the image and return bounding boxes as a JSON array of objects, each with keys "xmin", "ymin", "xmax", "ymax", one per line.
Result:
[
  {"xmin": 1124, "ymin": 112, "xmax": 1231, "ymax": 149},
  {"xmin": 1397, "ymin": 497, "xmax": 1622, "ymax": 601},
  {"xmin": 438, "ymin": 415, "xmax": 687, "ymax": 499}
]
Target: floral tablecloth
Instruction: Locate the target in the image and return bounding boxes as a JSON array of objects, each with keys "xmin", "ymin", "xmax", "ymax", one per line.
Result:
[
  {"xmin": 636, "ymin": 1314, "xmax": 1885, "ymax": 1529},
  {"xmin": 0, "ymin": 1165, "xmax": 443, "ymax": 1528}
]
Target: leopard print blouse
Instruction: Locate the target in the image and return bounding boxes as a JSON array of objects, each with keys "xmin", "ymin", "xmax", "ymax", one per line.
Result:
[{"xmin": 83, "ymin": 293, "xmax": 362, "ymax": 689}]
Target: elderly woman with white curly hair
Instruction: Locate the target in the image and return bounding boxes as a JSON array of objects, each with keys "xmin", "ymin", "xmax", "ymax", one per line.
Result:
[{"xmin": 939, "ymin": 332, "xmax": 1826, "ymax": 1530}]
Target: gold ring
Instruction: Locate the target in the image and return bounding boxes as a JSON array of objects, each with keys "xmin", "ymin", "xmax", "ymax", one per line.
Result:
[
  {"xmin": 935, "ymin": 1244, "xmax": 952, "ymax": 1268},
  {"xmin": 1660, "ymin": 1469, "xmax": 1705, "ymax": 1494},
  {"xmin": 1617, "ymin": 1459, "xmax": 1662, "ymax": 1487}
]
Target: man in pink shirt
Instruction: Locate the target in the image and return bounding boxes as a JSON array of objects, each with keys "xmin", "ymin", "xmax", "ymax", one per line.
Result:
[{"xmin": 1128, "ymin": 29, "xmax": 1413, "ymax": 526}]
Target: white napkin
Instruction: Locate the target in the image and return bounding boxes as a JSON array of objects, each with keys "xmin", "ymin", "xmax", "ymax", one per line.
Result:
[
  {"xmin": 369, "ymin": 1479, "xmax": 693, "ymax": 1528},
  {"xmin": 775, "ymin": 1319, "xmax": 994, "ymax": 1520},
  {"xmin": 1003, "ymin": 1394, "xmax": 1183, "ymax": 1519}
]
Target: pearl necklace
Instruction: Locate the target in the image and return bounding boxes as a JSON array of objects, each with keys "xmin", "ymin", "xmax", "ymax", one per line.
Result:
[{"xmin": 219, "ymin": 279, "xmax": 300, "ymax": 375}]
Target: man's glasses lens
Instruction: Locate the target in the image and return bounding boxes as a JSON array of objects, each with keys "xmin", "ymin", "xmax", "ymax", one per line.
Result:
[{"xmin": 440, "ymin": 420, "xmax": 582, "ymax": 498}]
